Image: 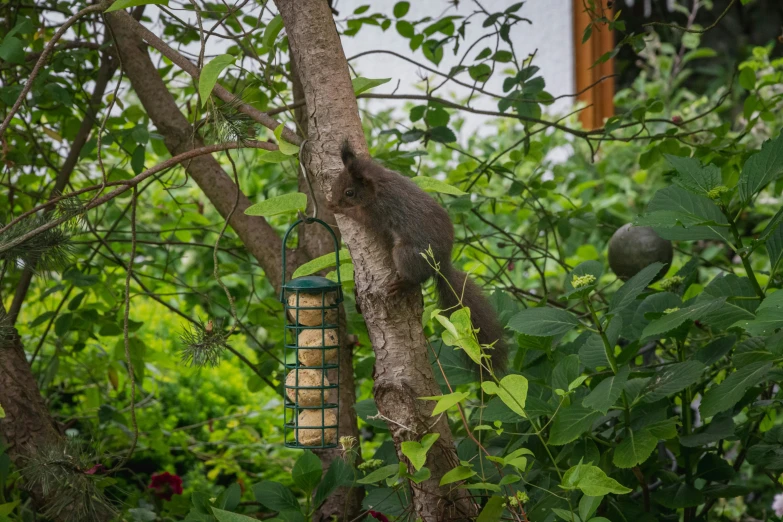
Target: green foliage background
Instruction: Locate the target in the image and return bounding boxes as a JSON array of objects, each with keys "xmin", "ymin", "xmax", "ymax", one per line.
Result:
[{"xmin": 1, "ymin": 0, "xmax": 783, "ymax": 521}]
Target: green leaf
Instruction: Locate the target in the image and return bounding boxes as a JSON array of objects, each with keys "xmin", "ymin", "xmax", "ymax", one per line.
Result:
[
  {"xmin": 579, "ymin": 495, "xmax": 603, "ymax": 521},
  {"xmin": 212, "ymin": 508, "xmax": 261, "ymax": 522},
  {"xmin": 400, "ymin": 433, "xmax": 439, "ymax": 471},
  {"xmin": 733, "ymin": 290, "xmax": 783, "ymax": 336},
  {"xmin": 507, "ymin": 307, "xmax": 581, "ymax": 337},
  {"xmin": 476, "ymin": 496, "xmax": 505, "ymax": 522},
  {"xmin": 357, "ymin": 464, "xmax": 398, "ymax": 485},
  {"xmin": 469, "ymin": 63, "xmax": 492, "ymax": 82},
  {"xmin": 694, "ymin": 335, "xmax": 737, "ymax": 366},
  {"xmin": 653, "ymin": 484, "xmax": 704, "ymax": 509},
  {"xmin": 641, "ymin": 296, "xmax": 725, "ymax": 339},
  {"xmin": 396, "ymin": 20, "xmax": 415, "ymax": 38},
  {"xmin": 580, "ymin": 317, "xmax": 621, "ymax": 370},
  {"xmin": 739, "ymin": 132, "xmax": 783, "ymax": 202},
  {"xmin": 252, "ymin": 481, "xmax": 301, "ymax": 513},
  {"xmin": 105, "ymin": 0, "xmax": 168, "ymax": 13},
  {"xmin": 410, "ymin": 177, "xmax": 467, "ymax": 196},
  {"xmin": 461, "ymin": 482, "xmax": 501, "ymax": 492},
  {"xmin": 273, "ymin": 124, "xmax": 300, "ymax": 155},
  {"xmin": 428, "ymin": 126, "xmax": 457, "ymax": 143},
  {"xmin": 0, "ymin": 36, "xmax": 25, "ymax": 64},
  {"xmin": 131, "ymin": 145, "xmax": 145, "ymax": 174},
  {"xmin": 425, "ymin": 106, "xmax": 450, "ymax": 127},
  {"xmin": 680, "ymin": 414, "xmax": 734, "ymax": 447},
  {"xmin": 492, "ymin": 50, "xmax": 513, "ymax": 63},
  {"xmin": 420, "ymin": 391, "xmax": 470, "ymax": 416},
  {"xmin": 326, "ymin": 261, "xmax": 353, "ymax": 283},
  {"xmin": 640, "ymin": 186, "xmax": 731, "ymax": 242},
  {"xmin": 263, "ymin": 15, "xmax": 284, "ymax": 49},
  {"xmin": 758, "ymin": 205, "xmax": 783, "ymax": 243},
  {"xmin": 114, "ymin": 337, "xmax": 146, "ymax": 383},
  {"xmin": 352, "ymin": 77, "xmax": 391, "ymax": 95},
  {"xmin": 551, "ymin": 354, "xmax": 581, "ymax": 393},
  {"xmin": 766, "ymin": 222, "xmax": 783, "ymax": 278},
  {"xmin": 583, "ymin": 366, "xmax": 630, "ymax": 414},
  {"xmin": 292, "ymin": 249, "xmax": 351, "ymax": 279},
  {"xmin": 646, "ymin": 418, "xmax": 680, "ymax": 440},
  {"xmin": 244, "ymin": 193, "xmax": 307, "ymax": 217},
  {"xmin": 664, "ymin": 155, "xmax": 722, "ymax": 196},
  {"xmin": 439, "ymin": 465, "xmax": 476, "ymax": 486},
  {"xmin": 549, "ymin": 404, "xmax": 602, "ymax": 445},
  {"xmin": 610, "ymin": 262, "xmax": 665, "ymax": 314},
  {"xmin": 0, "ymin": 500, "xmax": 20, "ymax": 516},
  {"xmin": 314, "ymin": 458, "xmax": 354, "ymax": 508},
  {"xmin": 198, "ymin": 54, "xmax": 235, "ymax": 107},
  {"xmin": 642, "ymin": 360, "xmax": 705, "ymax": 403},
  {"xmin": 256, "ymin": 150, "xmax": 291, "ymax": 163},
  {"xmin": 292, "ymin": 451, "xmax": 322, "ymax": 494},
  {"xmin": 739, "ymin": 67, "xmax": 756, "ymax": 90},
  {"xmin": 561, "ymin": 462, "xmax": 632, "ymax": 496},
  {"xmin": 704, "ymin": 274, "xmax": 760, "ymax": 312},
  {"xmin": 502, "ymin": 447, "xmax": 534, "ymax": 471},
  {"xmin": 435, "ymin": 308, "xmax": 482, "ymax": 364},
  {"xmin": 406, "ymin": 467, "xmax": 430, "ymax": 484},
  {"xmin": 0, "ymin": 402, "xmax": 4, "ymax": 419},
  {"xmin": 481, "ymin": 374, "xmax": 528, "ymax": 418},
  {"xmin": 613, "ymin": 429, "xmax": 657, "ymax": 468},
  {"xmin": 30, "ymin": 311, "xmax": 56, "ymax": 328},
  {"xmin": 700, "ymin": 361, "xmax": 772, "ymax": 418},
  {"xmin": 393, "ymin": 1, "xmax": 410, "ymax": 17},
  {"xmin": 215, "ymin": 483, "xmax": 241, "ymax": 511}
]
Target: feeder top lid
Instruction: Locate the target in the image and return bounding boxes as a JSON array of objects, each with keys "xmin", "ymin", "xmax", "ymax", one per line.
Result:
[{"xmin": 283, "ymin": 275, "xmax": 341, "ymax": 292}]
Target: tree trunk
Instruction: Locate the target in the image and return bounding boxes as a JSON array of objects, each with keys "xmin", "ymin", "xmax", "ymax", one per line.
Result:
[
  {"xmin": 0, "ymin": 306, "xmax": 111, "ymax": 520},
  {"xmin": 289, "ymin": 49, "xmax": 365, "ymax": 522},
  {"xmin": 108, "ymin": 13, "xmax": 364, "ymax": 519},
  {"xmin": 274, "ymin": 1, "xmax": 477, "ymax": 519}
]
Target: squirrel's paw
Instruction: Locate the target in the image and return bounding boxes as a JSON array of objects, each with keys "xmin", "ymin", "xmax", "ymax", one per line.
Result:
[{"xmin": 387, "ymin": 277, "xmax": 415, "ymax": 297}]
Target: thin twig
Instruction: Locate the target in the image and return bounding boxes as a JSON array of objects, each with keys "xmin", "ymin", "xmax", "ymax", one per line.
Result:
[
  {"xmin": 0, "ymin": 0, "xmax": 113, "ymax": 138},
  {"xmin": 644, "ymin": 0, "xmax": 737, "ymax": 34}
]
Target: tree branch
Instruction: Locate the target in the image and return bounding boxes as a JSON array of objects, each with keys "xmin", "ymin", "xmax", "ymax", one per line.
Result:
[
  {"xmin": 0, "ymin": 0, "xmax": 113, "ymax": 139},
  {"xmin": 0, "ymin": 141, "xmax": 275, "ymax": 257},
  {"xmin": 108, "ymin": 10, "xmax": 302, "ymax": 146}
]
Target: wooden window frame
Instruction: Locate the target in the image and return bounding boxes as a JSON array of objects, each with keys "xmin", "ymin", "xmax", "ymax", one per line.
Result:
[{"xmin": 573, "ymin": 0, "xmax": 616, "ymax": 130}]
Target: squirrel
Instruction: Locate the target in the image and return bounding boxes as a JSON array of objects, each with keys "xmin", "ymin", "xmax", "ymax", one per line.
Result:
[{"xmin": 329, "ymin": 141, "xmax": 508, "ymax": 373}]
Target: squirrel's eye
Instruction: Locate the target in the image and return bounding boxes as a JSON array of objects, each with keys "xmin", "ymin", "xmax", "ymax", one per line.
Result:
[{"xmin": 345, "ymin": 189, "xmax": 355, "ymax": 197}]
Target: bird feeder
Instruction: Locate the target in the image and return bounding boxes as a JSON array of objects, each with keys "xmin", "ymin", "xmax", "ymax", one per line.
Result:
[{"xmin": 280, "ymin": 218, "xmax": 343, "ymax": 449}]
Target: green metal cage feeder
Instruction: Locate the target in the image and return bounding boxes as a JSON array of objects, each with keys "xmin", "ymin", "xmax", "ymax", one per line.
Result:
[{"xmin": 281, "ymin": 218, "xmax": 343, "ymax": 449}]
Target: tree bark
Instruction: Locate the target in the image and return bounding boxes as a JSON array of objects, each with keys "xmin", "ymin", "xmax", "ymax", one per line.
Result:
[
  {"xmin": 275, "ymin": 1, "xmax": 477, "ymax": 519},
  {"xmin": 108, "ymin": 13, "xmax": 364, "ymax": 520},
  {"xmin": 289, "ymin": 49, "xmax": 364, "ymax": 522},
  {"xmin": 0, "ymin": 305, "xmax": 80, "ymax": 520}
]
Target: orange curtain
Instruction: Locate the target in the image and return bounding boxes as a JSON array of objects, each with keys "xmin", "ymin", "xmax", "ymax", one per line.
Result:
[{"xmin": 573, "ymin": 0, "xmax": 615, "ymax": 129}]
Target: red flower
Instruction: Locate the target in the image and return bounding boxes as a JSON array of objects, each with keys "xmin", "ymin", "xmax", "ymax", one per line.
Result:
[
  {"xmin": 149, "ymin": 471, "xmax": 183, "ymax": 501},
  {"xmin": 369, "ymin": 512, "xmax": 390, "ymax": 522},
  {"xmin": 84, "ymin": 464, "xmax": 106, "ymax": 475}
]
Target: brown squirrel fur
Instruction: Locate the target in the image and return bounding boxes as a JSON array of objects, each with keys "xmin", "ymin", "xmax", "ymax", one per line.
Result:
[{"xmin": 330, "ymin": 142, "xmax": 507, "ymax": 373}]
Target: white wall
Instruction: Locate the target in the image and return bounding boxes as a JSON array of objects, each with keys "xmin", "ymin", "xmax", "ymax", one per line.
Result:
[{"xmin": 334, "ymin": 0, "xmax": 576, "ymax": 137}]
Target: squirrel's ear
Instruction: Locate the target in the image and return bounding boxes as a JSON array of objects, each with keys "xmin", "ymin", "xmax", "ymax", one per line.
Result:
[
  {"xmin": 340, "ymin": 140, "xmax": 356, "ymax": 167},
  {"xmin": 341, "ymin": 140, "xmax": 366, "ymax": 180}
]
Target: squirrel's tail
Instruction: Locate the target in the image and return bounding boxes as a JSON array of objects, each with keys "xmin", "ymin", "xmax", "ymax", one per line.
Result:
[{"xmin": 436, "ymin": 265, "xmax": 508, "ymax": 374}]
